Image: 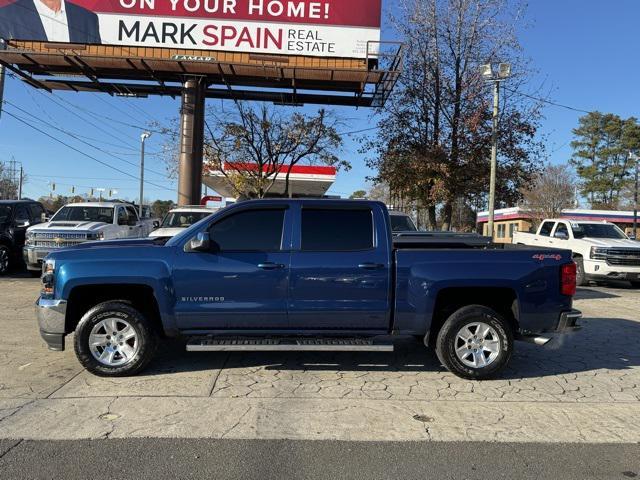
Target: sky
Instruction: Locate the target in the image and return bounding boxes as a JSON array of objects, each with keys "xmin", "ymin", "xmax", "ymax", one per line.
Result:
[{"xmin": 1, "ymin": 0, "xmax": 639, "ymax": 203}]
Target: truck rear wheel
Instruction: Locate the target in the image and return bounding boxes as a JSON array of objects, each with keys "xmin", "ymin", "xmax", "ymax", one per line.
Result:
[
  {"xmin": 74, "ymin": 301, "xmax": 157, "ymax": 377},
  {"xmin": 435, "ymin": 305, "xmax": 513, "ymax": 380}
]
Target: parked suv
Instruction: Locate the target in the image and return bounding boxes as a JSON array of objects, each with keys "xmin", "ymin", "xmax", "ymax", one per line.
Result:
[{"xmin": 0, "ymin": 200, "xmax": 46, "ymax": 276}]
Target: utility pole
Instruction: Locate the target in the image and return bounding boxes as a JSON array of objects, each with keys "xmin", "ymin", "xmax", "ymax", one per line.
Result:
[
  {"xmin": 0, "ymin": 39, "xmax": 6, "ymax": 120},
  {"xmin": 139, "ymin": 132, "xmax": 151, "ymax": 218},
  {"xmin": 480, "ymin": 63, "xmax": 512, "ymax": 239},
  {"xmin": 18, "ymin": 165, "xmax": 23, "ymax": 199},
  {"xmin": 631, "ymin": 152, "xmax": 639, "ymax": 239}
]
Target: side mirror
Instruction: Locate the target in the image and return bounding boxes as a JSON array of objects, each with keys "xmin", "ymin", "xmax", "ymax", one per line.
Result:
[
  {"xmin": 153, "ymin": 221, "xmax": 160, "ymax": 229},
  {"xmin": 554, "ymin": 231, "xmax": 569, "ymax": 240},
  {"xmin": 186, "ymin": 232, "xmax": 210, "ymax": 252},
  {"xmin": 14, "ymin": 219, "xmax": 30, "ymax": 228}
]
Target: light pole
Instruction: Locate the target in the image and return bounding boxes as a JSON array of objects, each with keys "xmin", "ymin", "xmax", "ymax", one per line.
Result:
[
  {"xmin": 631, "ymin": 152, "xmax": 639, "ymax": 239},
  {"xmin": 139, "ymin": 132, "xmax": 151, "ymax": 218},
  {"xmin": 480, "ymin": 63, "xmax": 511, "ymax": 238}
]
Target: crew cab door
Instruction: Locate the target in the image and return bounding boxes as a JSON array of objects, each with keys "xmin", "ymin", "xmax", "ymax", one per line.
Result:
[
  {"xmin": 125, "ymin": 206, "xmax": 145, "ymax": 238},
  {"xmin": 535, "ymin": 221, "xmax": 556, "ymax": 247},
  {"xmin": 172, "ymin": 206, "xmax": 292, "ymax": 330},
  {"xmin": 288, "ymin": 204, "xmax": 392, "ymax": 331},
  {"xmin": 12, "ymin": 205, "xmax": 31, "ymax": 247}
]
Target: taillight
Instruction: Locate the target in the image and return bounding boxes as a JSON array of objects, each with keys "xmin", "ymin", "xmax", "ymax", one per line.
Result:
[{"xmin": 561, "ymin": 262, "xmax": 577, "ymax": 296}]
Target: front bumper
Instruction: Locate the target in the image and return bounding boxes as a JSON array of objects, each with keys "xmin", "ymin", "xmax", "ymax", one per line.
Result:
[
  {"xmin": 584, "ymin": 260, "xmax": 640, "ymax": 281},
  {"xmin": 36, "ymin": 297, "xmax": 67, "ymax": 351},
  {"xmin": 23, "ymin": 246, "xmax": 51, "ymax": 271}
]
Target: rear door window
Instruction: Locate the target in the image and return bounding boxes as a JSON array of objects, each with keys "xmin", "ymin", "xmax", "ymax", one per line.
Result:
[{"xmin": 301, "ymin": 209, "xmax": 374, "ymax": 251}]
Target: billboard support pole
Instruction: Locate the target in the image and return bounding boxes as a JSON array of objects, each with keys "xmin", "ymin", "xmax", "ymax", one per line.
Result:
[
  {"xmin": 178, "ymin": 76, "xmax": 206, "ymax": 206},
  {"xmin": 0, "ymin": 39, "xmax": 6, "ymax": 120}
]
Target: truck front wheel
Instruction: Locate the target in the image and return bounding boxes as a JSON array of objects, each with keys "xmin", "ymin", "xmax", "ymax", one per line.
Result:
[
  {"xmin": 574, "ymin": 257, "xmax": 588, "ymax": 286},
  {"xmin": 435, "ymin": 305, "xmax": 513, "ymax": 380},
  {"xmin": 74, "ymin": 302, "xmax": 157, "ymax": 377}
]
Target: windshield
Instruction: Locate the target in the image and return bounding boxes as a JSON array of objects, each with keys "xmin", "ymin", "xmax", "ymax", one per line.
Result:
[
  {"xmin": 572, "ymin": 223, "xmax": 627, "ymax": 239},
  {"xmin": 51, "ymin": 206, "xmax": 114, "ymax": 223},
  {"xmin": 389, "ymin": 214, "xmax": 417, "ymax": 232},
  {"xmin": 161, "ymin": 211, "xmax": 213, "ymax": 228},
  {"xmin": 0, "ymin": 206, "xmax": 11, "ymax": 224}
]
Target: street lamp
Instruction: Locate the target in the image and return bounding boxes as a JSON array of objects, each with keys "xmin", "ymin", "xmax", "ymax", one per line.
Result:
[
  {"xmin": 480, "ymin": 62, "xmax": 511, "ymax": 239},
  {"xmin": 139, "ymin": 132, "xmax": 151, "ymax": 218},
  {"xmin": 630, "ymin": 151, "xmax": 639, "ymax": 239}
]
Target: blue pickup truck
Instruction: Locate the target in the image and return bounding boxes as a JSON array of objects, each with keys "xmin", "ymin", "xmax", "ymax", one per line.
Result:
[{"xmin": 35, "ymin": 199, "xmax": 581, "ymax": 380}]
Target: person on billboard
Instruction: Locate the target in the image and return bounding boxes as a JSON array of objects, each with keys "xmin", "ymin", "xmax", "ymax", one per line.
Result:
[{"xmin": 0, "ymin": 0, "xmax": 101, "ymax": 44}]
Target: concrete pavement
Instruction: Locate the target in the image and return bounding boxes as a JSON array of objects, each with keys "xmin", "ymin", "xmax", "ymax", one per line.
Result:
[{"xmin": 1, "ymin": 275, "xmax": 639, "ymax": 443}]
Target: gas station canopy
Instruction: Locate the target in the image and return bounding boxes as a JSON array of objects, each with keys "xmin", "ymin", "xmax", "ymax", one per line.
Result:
[{"xmin": 204, "ymin": 162, "xmax": 337, "ymax": 198}]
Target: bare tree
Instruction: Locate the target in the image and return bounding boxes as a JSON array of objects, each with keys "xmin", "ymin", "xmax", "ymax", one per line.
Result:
[
  {"xmin": 365, "ymin": 0, "xmax": 544, "ymax": 230},
  {"xmin": 160, "ymin": 102, "xmax": 348, "ymax": 199},
  {"xmin": 521, "ymin": 164, "xmax": 577, "ymax": 223}
]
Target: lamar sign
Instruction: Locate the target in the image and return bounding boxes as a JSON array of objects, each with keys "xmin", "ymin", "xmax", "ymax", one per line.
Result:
[{"xmin": 0, "ymin": 0, "xmax": 382, "ymax": 58}]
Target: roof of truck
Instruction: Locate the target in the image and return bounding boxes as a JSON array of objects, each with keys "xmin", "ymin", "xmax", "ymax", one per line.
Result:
[
  {"xmin": 65, "ymin": 202, "xmax": 130, "ymax": 208},
  {"xmin": 545, "ymin": 219, "xmax": 614, "ymax": 225}
]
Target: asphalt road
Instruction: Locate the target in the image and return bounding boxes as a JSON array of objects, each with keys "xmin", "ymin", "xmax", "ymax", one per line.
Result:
[{"xmin": 0, "ymin": 438, "xmax": 639, "ymax": 480}]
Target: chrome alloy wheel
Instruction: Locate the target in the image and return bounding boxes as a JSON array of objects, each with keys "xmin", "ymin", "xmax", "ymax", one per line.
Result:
[
  {"xmin": 89, "ymin": 317, "xmax": 140, "ymax": 367},
  {"xmin": 454, "ymin": 322, "xmax": 501, "ymax": 368}
]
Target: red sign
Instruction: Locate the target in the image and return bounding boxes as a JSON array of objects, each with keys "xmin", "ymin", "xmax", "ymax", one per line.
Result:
[{"xmin": 0, "ymin": 0, "xmax": 382, "ymax": 58}]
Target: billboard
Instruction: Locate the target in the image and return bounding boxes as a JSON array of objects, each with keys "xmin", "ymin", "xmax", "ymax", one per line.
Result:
[{"xmin": 0, "ymin": 0, "xmax": 381, "ymax": 58}]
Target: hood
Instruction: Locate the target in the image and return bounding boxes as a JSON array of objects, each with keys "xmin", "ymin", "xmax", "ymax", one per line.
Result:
[
  {"xmin": 148, "ymin": 227, "xmax": 185, "ymax": 238},
  {"xmin": 64, "ymin": 238, "xmax": 161, "ymax": 251},
  {"xmin": 29, "ymin": 221, "xmax": 108, "ymax": 232},
  {"xmin": 581, "ymin": 238, "xmax": 640, "ymax": 248}
]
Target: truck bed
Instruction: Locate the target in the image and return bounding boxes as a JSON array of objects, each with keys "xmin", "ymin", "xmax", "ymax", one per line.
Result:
[{"xmin": 393, "ymin": 232, "xmax": 494, "ymax": 249}]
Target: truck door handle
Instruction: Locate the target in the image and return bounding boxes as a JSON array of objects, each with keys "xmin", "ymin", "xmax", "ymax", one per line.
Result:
[
  {"xmin": 358, "ymin": 263, "xmax": 384, "ymax": 270},
  {"xmin": 257, "ymin": 263, "xmax": 285, "ymax": 270}
]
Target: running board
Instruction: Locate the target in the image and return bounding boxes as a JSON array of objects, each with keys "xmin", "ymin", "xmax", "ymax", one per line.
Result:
[{"xmin": 186, "ymin": 337, "xmax": 395, "ymax": 352}]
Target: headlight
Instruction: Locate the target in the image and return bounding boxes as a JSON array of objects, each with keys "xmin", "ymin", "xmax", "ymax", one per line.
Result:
[
  {"xmin": 590, "ymin": 247, "xmax": 608, "ymax": 260},
  {"xmin": 25, "ymin": 231, "xmax": 35, "ymax": 245},
  {"xmin": 41, "ymin": 259, "xmax": 55, "ymax": 297},
  {"xmin": 87, "ymin": 232, "xmax": 105, "ymax": 241}
]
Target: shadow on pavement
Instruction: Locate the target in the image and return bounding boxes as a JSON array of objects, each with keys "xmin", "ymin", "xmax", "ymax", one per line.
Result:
[
  {"xmin": 574, "ymin": 287, "xmax": 620, "ymax": 300},
  {"xmin": 139, "ymin": 316, "xmax": 640, "ymax": 380}
]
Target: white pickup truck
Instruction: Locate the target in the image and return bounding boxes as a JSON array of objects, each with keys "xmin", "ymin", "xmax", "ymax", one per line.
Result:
[
  {"xmin": 513, "ymin": 219, "xmax": 640, "ymax": 287},
  {"xmin": 24, "ymin": 202, "xmax": 152, "ymax": 274}
]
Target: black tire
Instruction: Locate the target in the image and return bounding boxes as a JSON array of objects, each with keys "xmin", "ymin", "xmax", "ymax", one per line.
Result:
[
  {"xmin": 74, "ymin": 301, "xmax": 157, "ymax": 377},
  {"xmin": 28, "ymin": 269, "xmax": 42, "ymax": 278},
  {"xmin": 631, "ymin": 281, "xmax": 640, "ymax": 289},
  {"xmin": 435, "ymin": 305, "xmax": 513, "ymax": 380},
  {"xmin": 574, "ymin": 257, "xmax": 588, "ymax": 286},
  {"xmin": 0, "ymin": 245, "xmax": 11, "ymax": 275}
]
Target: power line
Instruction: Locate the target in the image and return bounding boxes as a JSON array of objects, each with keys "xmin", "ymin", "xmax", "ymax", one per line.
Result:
[
  {"xmin": 7, "ymin": 71, "xmax": 166, "ymax": 150},
  {"xmin": 338, "ymin": 126, "xmax": 379, "ymax": 136},
  {"xmin": 4, "ymin": 100, "xmax": 168, "ymax": 178},
  {"xmin": 503, "ymin": 86, "xmax": 593, "ymax": 114},
  {"xmin": 3, "ymin": 110, "xmax": 174, "ymax": 193},
  {"xmin": 29, "ymin": 173, "xmax": 175, "ymax": 183}
]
